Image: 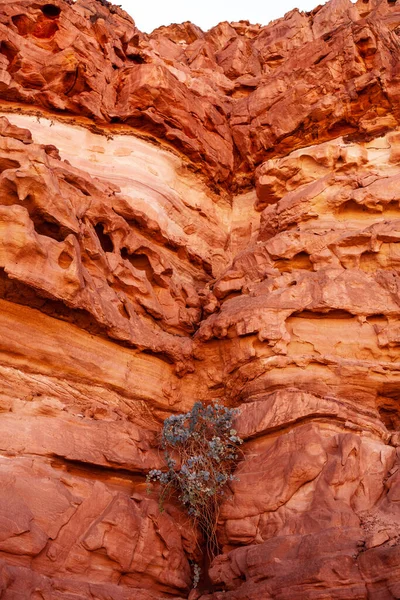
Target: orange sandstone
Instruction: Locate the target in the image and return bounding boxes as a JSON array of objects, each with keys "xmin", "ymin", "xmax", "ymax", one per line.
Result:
[{"xmin": 0, "ymin": 0, "xmax": 399, "ymax": 598}]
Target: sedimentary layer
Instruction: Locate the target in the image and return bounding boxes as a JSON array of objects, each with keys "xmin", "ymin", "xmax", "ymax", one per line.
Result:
[{"xmin": 0, "ymin": 0, "xmax": 400, "ymax": 598}]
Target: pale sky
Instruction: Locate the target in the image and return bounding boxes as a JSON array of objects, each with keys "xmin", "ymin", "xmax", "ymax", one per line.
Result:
[{"xmin": 118, "ymin": 0, "xmax": 328, "ymax": 33}]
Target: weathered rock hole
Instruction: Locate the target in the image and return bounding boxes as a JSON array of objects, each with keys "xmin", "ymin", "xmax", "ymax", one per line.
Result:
[
  {"xmin": 275, "ymin": 252, "xmax": 313, "ymax": 272},
  {"xmin": 219, "ymin": 290, "xmax": 243, "ymax": 304},
  {"xmin": 266, "ymin": 54, "xmax": 284, "ymax": 63},
  {"xmin": 121, "ymin": 248, "xmax": 154, "ymax": 281},
  {"xmin": 118, "ymin": 302, "xmax": 130, "ymax": 319},
  {"xmin": 327, "ymin": 119, "xmax": 354, "ymax": 137},
  {"xmin": 42, "ymin": 144, "xmax": 60, "ymax": 160},
  {"xmin": 0, "ymin": 157, "xmax": 21, "ymax": 173},
  {"xmin": 113, "ymin": 46, "xmax": 124, "ymax": 60},
  {"xmin": 0, "ymin": 40, "xmax": 18, "ymax": 67},
  {"xmin": 0, "ymin": 178, "xmax": 19, "ymax": 206},
  {"xmin": 33, "ymin": 18, "xmax": 59, "ymax": 38},
  {"xmin": 62, "ymin": 175, "xmax": 91, "ymax": 196},
  {"xmin": 127, "ymin": 53, "xmax": 145, "ymax": 64},
  {"xmin": 346, "ymin": 199, "xmax": 400, "ymax": 216},
  {"xmin": 58, "ymin": 251, "xmax": 73, "ymax": 270},
  {"xmin": 377, "ymin": 397, "xmax": 400, "ymax": 430},
  {"xmin": 360, "ymin": 251, "xmax": 379, "ymax": 272},
  {"xmin": 12, "ymin": 14, "xmax": 33, "ymax": 36},
  {"xmin": 366, "ymin": 314, "xmax": 387, "ymax": 322},
  {"xmin": 314, "ymin": 53, "xmax": 328, "ymax": 65},
  {"xmin": 32, "ymin": 216, "xmax": 66, "ymax": 242},
  {"xmin": 229, "ymin": 86, "xmax": 253, "ymax": 99},
  {"xmin": 94, "ymin": 223, "xmax": 113, "ymax": 253},
  {"xmin": 356, "ymin": 38, "xmax": 377, "ymax": 58},
  {"xmin": 41, "ymin": 4, "xmax": 61, "ymax": 18},
  {"xmin": 337, "ymin": 199, "xmax": 377, "ymax": 215}
]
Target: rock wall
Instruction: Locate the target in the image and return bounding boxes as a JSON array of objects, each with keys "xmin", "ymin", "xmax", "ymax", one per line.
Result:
[{"xmin": 0, "ymin": 0, "xmax": 400, "ymax": 598}]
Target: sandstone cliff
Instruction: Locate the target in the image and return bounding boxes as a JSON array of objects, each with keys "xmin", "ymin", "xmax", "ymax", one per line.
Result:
[{"xmin": 0, "ymin": 0, "xmax": 400, "ymax": 598}]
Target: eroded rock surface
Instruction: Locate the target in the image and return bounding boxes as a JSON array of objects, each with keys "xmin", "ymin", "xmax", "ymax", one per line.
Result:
[{"xmin": 0, "ymin": 0, "xmax": 400, "ymax": 598}]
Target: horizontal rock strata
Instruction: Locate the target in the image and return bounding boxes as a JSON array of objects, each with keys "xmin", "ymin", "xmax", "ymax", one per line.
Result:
[{"xmin": 0, "ymin": 0, "xmax": 399, "ymax": 598}]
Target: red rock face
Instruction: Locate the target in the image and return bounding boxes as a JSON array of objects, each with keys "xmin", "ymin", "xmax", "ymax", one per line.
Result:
[{"xmin": 0, "ymin": 0, "xmax": 400, "ymax": 598}]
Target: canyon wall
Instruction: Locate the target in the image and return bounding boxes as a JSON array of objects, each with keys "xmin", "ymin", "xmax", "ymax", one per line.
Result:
[{"xmin": 0, "ymin": 0, "xmax": 400, "ymax": 598}]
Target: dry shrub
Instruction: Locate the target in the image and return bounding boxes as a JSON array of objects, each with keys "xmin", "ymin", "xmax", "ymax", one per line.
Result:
[{"xmin": 147, "ymin": 401, "xmax": 242, "ymax": 558}]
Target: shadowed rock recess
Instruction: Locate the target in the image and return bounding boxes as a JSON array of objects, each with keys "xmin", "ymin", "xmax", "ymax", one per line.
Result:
[{"xmin": 1, "ymin": 0, "xmax": 400, "ymax": 597}]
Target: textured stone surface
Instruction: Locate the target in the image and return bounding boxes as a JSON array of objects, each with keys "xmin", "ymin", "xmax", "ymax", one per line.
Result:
[
  {"xmin": 0, "ymin": 0, "xmax": 400, "ymax": 598},
  {"xmin": 2, "ymin": 0, "xmax": 400, "ymax": 188}
]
